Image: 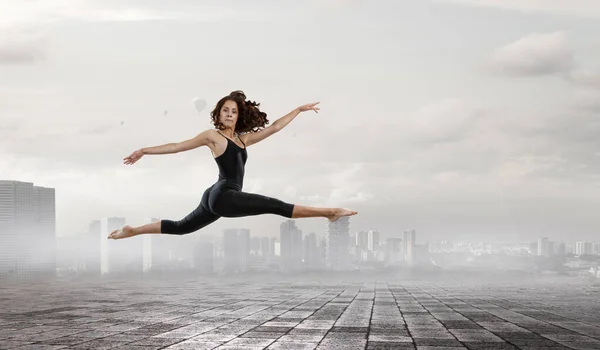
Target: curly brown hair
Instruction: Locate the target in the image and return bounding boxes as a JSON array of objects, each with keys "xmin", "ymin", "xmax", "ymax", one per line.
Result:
[{"xmin": 210, "ymin": 90, "xmax": 270, "ymax": 133}]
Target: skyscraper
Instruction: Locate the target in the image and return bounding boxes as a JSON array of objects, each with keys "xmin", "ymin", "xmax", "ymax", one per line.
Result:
[
  {"xmin": 537, "ymin": 237, "xmax": 550, "ymax": 257},
  {"xmin": 326, "ymin": 216, "xmax": 351, "ymax": 270},
  {"xmin": 280, "ymin": 220, "xmax": 302, "ymax": 273},
  {"xmin": 238, "ymin": 229, "xmax": 250, "ymax": 272},
  {"xmin": 385, "ymin": 238, "xmax": 402, "ymax": 263},
  {"xmin": 0, "ymin": 180, "xmax": 56, "ymax": 280},
  {"xmin": 260, "ymin": 237, "xmax": 271, "ymax": 258},
  {"xmin": 102, "ymin": 217, "xmax": 142, "ymax": 275},
  {"xmin": 304, "ymin": 232, "xmax": 320, "ymax": 269},
  {"xmin": 222, "ymin": 228, "xmax": 250, "ymax": 273},
  {"xmin": 403, "ymin": 229, "xmax": 416, "ymax": 264},
  {"xmin": 355, "ymin": 230, "xmax": 368, "ymax": 250},
  {"xmin": 193, "ymin": 241, "xmax": 214, "ymax": 274},
  {"xmin": 575, "ymin": 241, "xmax": 593, "ymax": 256},
  {"xmin": 367, "ymin": 230, "xmax": 380, "ymax": 251}
]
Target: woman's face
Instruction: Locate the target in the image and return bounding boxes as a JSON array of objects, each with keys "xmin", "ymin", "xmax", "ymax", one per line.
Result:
[{"xmin": 219, "ymin": 100, "xmax": 239, "ymax": 129}]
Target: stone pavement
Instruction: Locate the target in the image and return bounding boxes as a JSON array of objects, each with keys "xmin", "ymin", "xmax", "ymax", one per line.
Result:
[{"xmin": 0, "ymin": 274, "xmax": 599, "ymax": 349}]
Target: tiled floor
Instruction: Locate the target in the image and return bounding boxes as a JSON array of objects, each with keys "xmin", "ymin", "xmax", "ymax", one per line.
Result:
[{"xmin": 0, "ymin": 274, "xmax": 599, "ymax": 349}]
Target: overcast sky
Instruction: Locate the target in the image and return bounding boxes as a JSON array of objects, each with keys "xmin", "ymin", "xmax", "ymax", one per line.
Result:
[{"xmin": 1, "ymin": 0, "xmax": 600, "ymax": 242}]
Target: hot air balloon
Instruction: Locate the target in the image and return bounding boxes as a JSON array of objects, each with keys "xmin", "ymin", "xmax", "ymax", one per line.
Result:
[{"xmin": 192, "ymin": 97, "xmax": 207, "ymax": 113}]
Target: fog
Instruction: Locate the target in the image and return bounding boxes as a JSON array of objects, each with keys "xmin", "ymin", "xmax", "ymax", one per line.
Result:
[{"xmin": 1, "ymin": 216, "xmax": 598, "ymax": 285}]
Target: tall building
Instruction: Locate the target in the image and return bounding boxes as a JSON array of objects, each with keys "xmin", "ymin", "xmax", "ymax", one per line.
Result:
[
  {"xmin": 326, "ymin": 216, "xmax": 351, "ymax": 270},
  {"xmin": 575, "ymin": 241, "xmax": 593, "ymax": 256},
  {"xmin": 250, "ymin": 237, "xmax": 260, "ymax": 256},
  {"xmin": 82, "ymin": 216, "xmax": 143, "ymax": 275},
  {"xmin": 557, "ymin": 242, "xmax": 566, "ymax": 256},
  {"xmin": 102, "ymin": 217, "xmax": 144, "ymax": 274},
  {"xmin": 304, "ymin": 232, "xmax": 320, "ymax": 269},
  {"xmin": 385, "ymin": 238, "xmax": 402, "ymax": 263},
  {"xmin": 148, "ymin": 217, "xmax": 182, "ymax": 271},
  {"xmin": 222, "ymin": 228, "xmax": 250, "ymax": 273},
  {"xmin": 239, "ymin": 229, "xmax": 250, "ymax": 271},
  {"xmin": 537, "ymin": 237, "xmax": 551, "ymax": 257},
  {"xmin": 367, "ymin": 230, "xmax": 380, "ymax": 251},
  {"xmin": 83, "ymin": 220, "xmax": 102, "ymax": 275},
  {"xmin": 270, "ymin": 237, "xmax": 277, "ymax": 256},
  {"xmin": 260, "ymin": 237, "xmax": 271, "ymax": 258},
  {"xmin": 193, "ymin": 241, "xmax": 214, "ymax": 274},
  {"xmin": 0, "ymin": 180, "xmax": 56, "ymax": 280},
  {"xmin": 280, "ymin": 220, "xmax": 302, "ymax": 273},
  {"xmin": 355, "ymin": 231, "xmax": 368, "ymax": 250},
  {"xmin": 403, "ymin": 229, "xmax": 416, "ymax": 264}
]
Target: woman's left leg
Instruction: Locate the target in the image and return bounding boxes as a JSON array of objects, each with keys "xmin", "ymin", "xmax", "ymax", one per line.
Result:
[{"xmin": 212, "ymin": 190, "xmax": 357, "ymax": 222}]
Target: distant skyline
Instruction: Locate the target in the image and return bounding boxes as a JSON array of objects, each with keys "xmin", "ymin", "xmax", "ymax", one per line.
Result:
[{"xmin": 1, "ymin": 0, "xmax": 600, "ymax": 241}]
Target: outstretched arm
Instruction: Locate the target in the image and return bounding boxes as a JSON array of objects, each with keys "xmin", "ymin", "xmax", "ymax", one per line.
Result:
[
  {"xmin": 123, "ymin": 130, "xmax": 213, "ymax": 165},
  {"xmin": 243, "ymin": 102, "xmax": 320, "ymax": 147}
]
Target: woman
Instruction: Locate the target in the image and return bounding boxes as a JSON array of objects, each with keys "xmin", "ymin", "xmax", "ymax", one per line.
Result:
[{"xmin": 108, "ymin": 90, "xmax": 357, "ymax": 239}]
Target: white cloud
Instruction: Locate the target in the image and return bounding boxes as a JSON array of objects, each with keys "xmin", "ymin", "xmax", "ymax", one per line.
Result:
[
  {"xmin": 565, "ymin": 69, "xmax": 600, "ymax": 89},
  {"xmin": 487, "ymin": 31, "xmax": 573, "ymax": 77},
  {"xmin": 432, "ymin": 171, "xmax": 461, "ymax": 183},
  {"xmin": 0, "ymin": 1, "xmax": 287, "ymax": 64},
  {"xmin": 492, "ymin": 154, "xmax": 568, "ymax": 185},
  {"xmin": 485, "ymin": 31, "xmax": 600, "ymax": 92},
  {"xmin": 436, "ymin": 0, "xmax": 600, "ymax": 18},
  {"xmin": 404, "ymin": 98, "xmax": 485, "ymax": 143},
  {"xmin": 571, "ymin": 91, "xmax": 600, "ymax": 112},
  {"xmin": 0, "ymin": 0, "xmax": 281, "ymax": 27},
  {"xmin": 315, "ymin": 0, "xmax": 356, "ymax": 11},
  {"xmin": 0, "ymin": 1, "xmax": 174, "ymax": 26},
  {"xmin": 0, "ymin": 26, "xmax": 48, "ymax": 64},
  {"xmin": 324, "ymin": 163, "xmax": 374, "ymax": 207}
]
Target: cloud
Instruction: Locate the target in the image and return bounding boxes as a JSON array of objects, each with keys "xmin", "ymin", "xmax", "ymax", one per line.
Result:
[
  {"xmin": 485, "ymin": 31, "xmax": 600, "ymax": 92},
  {"xmin": 0, "ymin": 1, "xmax": 174, "ymax": 27},
  {"xmin": 315, "ymin": 0, "xmax": 356, "ymax": 11},
  {"xmin": 0, "ymin": 26, "xmax": 48, "ymax": 64},
  {"xmin": 403, "ymin": 98, "xmax": 486, "ymax": 144},
  {"xmin": 571, "ymin": 91, "xmax": 600, "ymax": 112},
  {"xmin": 486, "ymin": 101, "xmax": 600, "ymax": 184},
  {"xmin": 565, "ymin": 69, "xmax": 600, "ymax": 89},
  {"xmin": 436, "ymin": 0, "xmax": 600, "ymax": 18},
  {"xmin": 0, "ymin": 0, "xmax": 282, "ymax": 27},
  {"xmin": 0, "ymin": 1, "xmax": 288, "ymax": 64},
  {"xmin": 324, "ymin": 163, "xmax": 374, "ymax": 206},
  {"xmin": 0, "ymin": 117, "xmax": 22, "ymax": 132},
  {"xmin": 487, "ymin": 31, "xmax": 573, "ymax": 77}
]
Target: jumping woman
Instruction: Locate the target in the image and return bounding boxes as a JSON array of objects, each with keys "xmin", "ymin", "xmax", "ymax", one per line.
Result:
[{"xmin": 108, "ymin": 90, "xmax": 358, "ymax": 240}]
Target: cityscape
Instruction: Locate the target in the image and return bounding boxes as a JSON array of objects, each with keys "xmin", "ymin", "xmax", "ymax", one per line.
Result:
[{"xmin": 2, "ymin": 179, "xmax": 599, "ymax": 282}]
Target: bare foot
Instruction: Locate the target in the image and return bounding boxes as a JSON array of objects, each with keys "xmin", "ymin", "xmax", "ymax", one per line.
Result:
[
  {"xmin": 107, "ymin": 225, "xmax": 135, "ymax": 240},
  {"xmin": 327, "ymin": 208, "xmax": 358, "ymax": 222}
]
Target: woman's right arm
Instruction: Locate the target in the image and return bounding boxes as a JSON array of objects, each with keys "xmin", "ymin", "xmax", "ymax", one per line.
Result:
[{"xmin": 142, "ymin": 130, "xmax": 213, "ymax": 155}]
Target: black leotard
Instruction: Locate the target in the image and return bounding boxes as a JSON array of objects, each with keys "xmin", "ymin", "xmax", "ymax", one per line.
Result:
[{"xmin": 160, "ymin": 130, "xmax": 295, "ymax": 235}]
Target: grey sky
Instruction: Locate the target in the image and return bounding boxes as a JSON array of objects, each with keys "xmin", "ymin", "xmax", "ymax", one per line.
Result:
[{"xmin": 1, "ymin": 0, "xmax": 600, "ymax": 242}]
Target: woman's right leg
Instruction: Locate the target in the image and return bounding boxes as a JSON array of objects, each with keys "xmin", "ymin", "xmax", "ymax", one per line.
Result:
[{"xmin": 108, "ymin": 205, "xmax": 220, "ymax": 239}]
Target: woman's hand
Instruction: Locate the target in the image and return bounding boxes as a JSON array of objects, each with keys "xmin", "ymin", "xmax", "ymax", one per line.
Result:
[
  {"xmin": 298, "ymin": 102, "xmax": 320, "ymax": 113},
  {"xmin": 124, "ymin": 149, "xmax": 144, "ymax": 165}
]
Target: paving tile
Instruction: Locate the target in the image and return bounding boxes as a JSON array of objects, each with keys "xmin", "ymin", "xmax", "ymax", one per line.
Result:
[{"xmin": 1, "ymin": 276, "xmax": 599, "ymax": 350}]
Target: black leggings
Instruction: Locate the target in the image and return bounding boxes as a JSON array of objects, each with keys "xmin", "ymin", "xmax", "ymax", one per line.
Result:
[{"xmin": 160, "ymin": 179, "xmax": 295, "ymax": 235}]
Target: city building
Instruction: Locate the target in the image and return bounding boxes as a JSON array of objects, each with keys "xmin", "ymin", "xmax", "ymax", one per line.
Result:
[
  {"xmin": 0, "ymin": 180, "xmax": 56, "ymax": 280},
  {"xmin": 326, "ymin": 216, "xmax": 351, "ymax": 270},
  {"xmin": 280, "ymin": 220, "xmax": 303, "ymax": 273},
  {"xmin": 403, "ymin": 229, "xmax": 416, "ymax": 264}
]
